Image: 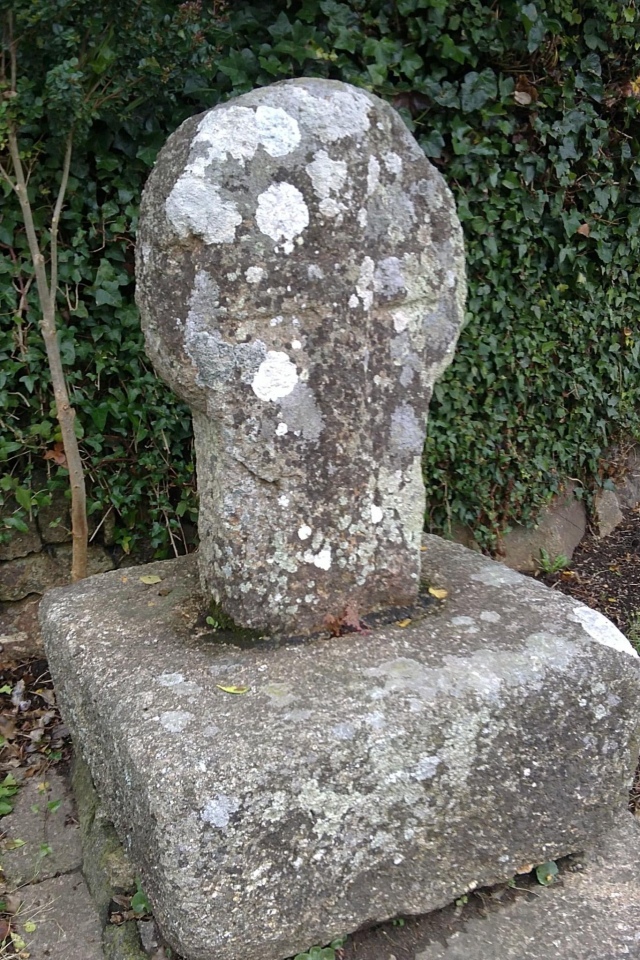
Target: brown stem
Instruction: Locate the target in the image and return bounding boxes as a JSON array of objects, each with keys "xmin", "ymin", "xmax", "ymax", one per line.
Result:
[{"xmin": 7, "ymin": 123, "xmax": 88, "ymax": 580}]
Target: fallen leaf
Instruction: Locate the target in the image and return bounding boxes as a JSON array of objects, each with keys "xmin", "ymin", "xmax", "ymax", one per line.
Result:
[
  {"xmin": 396, "ymin": 618, "xmax": 412, "ymax": 628},
  {"xmin": 0, "ymin": 919, "xmax": 9, "ymax": 940},
  {"xmin": 4, "ymin": 839, "xmax": 26, "ymax": 851},
  {"xmin": 514, "ymin": 90, "xmax": 532, "ymax": 105},
  {"xmin": 536, "ymin": 860, "xmax": 559, "ymax": 885},
  {"xmin": 3, "ymin": 894, "xmax": 21, "ymax": 914},
  {"xmin": 428, "ymin": 586, "xmax": 448, "ymax": 600},
  {"xmin": 215, "ymin": 684, "xmax": 250, "ymax": 695},
  {"xmin": 0, "ymin": 718, "xmax": 17, "ymax": 740},
  {"xmin": 576, "ymin": 222, "xmax": 590, "ymax": 237},
  {"xmin": 139, "ymin": 575, "xmax": 162, "ymax": 585},
  {"xmin": 34, "ymin": 688, "xmax": 55, "ymax": 707},
  {"xmin": 10, "ymin": 933, "xmax": 26, "ymax": 951},
  {"xmin": 22, "ymin": 922, "xmax": 36, "ymax": 934},
  {"xmin": 516, "ymin": 862, "xmax": 534, "ymax": 874}
]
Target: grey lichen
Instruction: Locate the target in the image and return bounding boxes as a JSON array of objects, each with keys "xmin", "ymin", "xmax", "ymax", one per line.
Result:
[{"xmin": 136, "ymin": 78, "xmax": 467, "ymax": 635}]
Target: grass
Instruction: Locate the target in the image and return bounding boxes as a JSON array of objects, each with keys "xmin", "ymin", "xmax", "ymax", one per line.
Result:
[{"xmin": 625, "ymin": 611, "xmax": 640, "ymax": 654}]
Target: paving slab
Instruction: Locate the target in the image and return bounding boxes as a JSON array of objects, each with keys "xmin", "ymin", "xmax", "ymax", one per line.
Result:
[
  {"xmin": 1, "ymin": 768, "xmax": 82, "ymax": 886},
  {"xmin": 14, "ymin": 872, "xmax": 104, "ymax": 960},
  {"xmin": 414, "ymin": 813, "xmax": 640, "ymax": 960}
]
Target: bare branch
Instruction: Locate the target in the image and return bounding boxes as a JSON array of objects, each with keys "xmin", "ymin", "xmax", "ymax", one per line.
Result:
[
  {"xmin": 9, "ymin": 10, "xmax": 16, "ymax": 93},
  {"xmin": 49, "ymin": 129, "xmax": 74, "ymax": 313},
  {"xmin": 0, "ymin": 161, "xmax": 19, "ymax": 193},
  {"xmin": 7, "ymin": 125, "xmax": 50, "ymax": 309}
]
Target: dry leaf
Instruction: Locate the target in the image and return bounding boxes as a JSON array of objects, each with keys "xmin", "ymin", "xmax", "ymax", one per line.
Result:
[
  {"xmin": 516, "ymin": 862, "xmax": 534, "ymax": 875},
  {"xmin": 576, "ymin": 223, "xmax": 590, "ymax": 237},
  {"xmin": 5, "ymin": 839, "xmax": 26, "ymax": 851},
  {"xmin": 139, "ymin": 575, "xmax": 163, "ymax": 585},
  {"xmin": 428, "ymin": 586, "xmax": 448, "ymax": 600},
  {"xmin": 43, "ymin": 442, "xmax": 67, "ymax": 467},
  {"xmin": 514, "ymin": 75, "xmax": 538, "ymax": 104},
  {"xmin": 215, "ymin": 684, "xmax": 250, "ymax": 695},
  {"xmin": 396, "ymin": 618, "xmax": 412, "ymax": 628},
  {"xmin": 0, "ymin": 717, "xmax": 17, "ymax": 740}
]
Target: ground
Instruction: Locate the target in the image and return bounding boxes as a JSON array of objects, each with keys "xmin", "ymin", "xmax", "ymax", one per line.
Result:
[{"xmin": 1, "ymin": 509, "xmax": 639, "ymax": 959}]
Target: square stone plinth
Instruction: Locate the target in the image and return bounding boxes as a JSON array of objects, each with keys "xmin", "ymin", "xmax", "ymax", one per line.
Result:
[{"xmin": 40, "ymin": 537, "xmax": 640, "ymax": 960}]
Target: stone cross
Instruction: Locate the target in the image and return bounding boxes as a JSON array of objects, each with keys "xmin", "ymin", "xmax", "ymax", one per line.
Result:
[{"xmin": 136, "ymin": 78, "xmax": 466, "ymax": 635}]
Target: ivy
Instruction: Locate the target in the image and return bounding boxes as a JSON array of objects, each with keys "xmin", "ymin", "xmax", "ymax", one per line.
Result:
[{"xmin": 1, "ymin": 0, "xmax": 639, "ymax": 556}]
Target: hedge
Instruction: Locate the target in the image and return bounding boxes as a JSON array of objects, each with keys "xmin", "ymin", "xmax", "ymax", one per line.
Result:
[{"xmin": 1, "ymin": 0, "xmax": 639, "ymax": 556}]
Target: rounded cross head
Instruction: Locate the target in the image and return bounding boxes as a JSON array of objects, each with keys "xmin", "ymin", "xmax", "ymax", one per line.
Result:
[{"xmin": 136, "ymin": 78, "xmax": 466, "ymax": 636}]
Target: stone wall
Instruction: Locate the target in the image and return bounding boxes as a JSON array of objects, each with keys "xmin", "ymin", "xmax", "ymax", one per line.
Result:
[{"xmin": 0, "ymin": 489, "xmax": 115, "ymax": 657}]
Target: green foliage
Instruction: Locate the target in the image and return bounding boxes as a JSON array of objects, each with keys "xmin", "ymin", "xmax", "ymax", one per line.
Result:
[
  {"xmin": 626, "ymin": 611, "xmax": 640, "ymax": 653},
  {"xmin": 0, "ymin": 773, "xmax": 19, "ymax": 816},
  {"xmin": 536, "ymin": 549, "xmax": 569, "ymax": 574},
  {"xmin": 535, "ymin": 860, "xmax": 559, "ymax": 885},
  {"xmin": 130, "ymin": 879, "xmax": 152, "ymax": 916},
  {"xmin": 1, "ymin": 0, "xmax": 640, "ymax": 555},
  {"xmin": 293, "ymin": 938, "xmax": 347, "ymax": 960}
]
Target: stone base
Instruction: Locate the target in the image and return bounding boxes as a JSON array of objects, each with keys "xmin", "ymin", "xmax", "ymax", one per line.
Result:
[{"xmin": 40, "ymin": 537, "xmax": 640, "ymax": 960}]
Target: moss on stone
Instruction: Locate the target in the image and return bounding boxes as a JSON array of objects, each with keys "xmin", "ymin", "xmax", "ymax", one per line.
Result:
[{"xmin": 103, "ymin": 922, "xmax": 147, "ymax": 960}]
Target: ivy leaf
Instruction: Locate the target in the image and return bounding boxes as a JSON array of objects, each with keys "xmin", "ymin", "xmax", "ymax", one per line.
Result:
[
  {"xmin": 536, "ymin": 861, "xmax": 559, "ymax": 885},
  {"xmin": 460, "ymin": 69, "xmax": 498, "ymax": 112},
  {"xmin": 14, "ymin": 486, "xmax": 32, "ymax": 511}
]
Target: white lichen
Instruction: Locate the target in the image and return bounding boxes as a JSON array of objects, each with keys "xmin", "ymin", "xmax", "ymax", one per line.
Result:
[
  {"xmin": 251, "ymin": 351, "xmax": 299, "ymax": 402},
  {"xmin": 188, "ymin": 104, "xmax": 300, "ymax": 171},
  {"xmin": 303, "ymin": 545, "xmax": 332, "ymax": 570},
  {"xmin": 355, "ymin": 257, "xmax": 375, "ymax": 311},
  {"xmin": 286, "ymin": 85, "xmax": 372, "ymax": 143},
  {"xmin": 384, "ymin": 152, "xmax": 403, "ymax": 175},
  {"xmin": 305, "ymin": 150, "xmax": 348, "ymax": 199},
  {"xmin": 245, "ymin": 266, "xmax": 266, "ymax": 284},
  {"xmin": 165, "ymin": 177, "xmax": 241, "ymax": 244},
  {"xmin": 367, "ymin": 156, "xmax": 380, "ymax": 195},
  {"xmin": 201, "ymin": 795, "xmax": 240, "ymax": 829},
  {"xmin": 159, "ymin": 710, "xmax": 193, "ymax": 733},
  {"xmin": 254, "ymin": 105, "xmax": 301, "ymax": 156},
  {"xmin": 256, "ymin": 183, "xmax": 309, "ymax": 243}
]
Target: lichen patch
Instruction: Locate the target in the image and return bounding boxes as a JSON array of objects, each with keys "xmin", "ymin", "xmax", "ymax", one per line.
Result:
[
  {"xmin": 256, "ymin": 183, "xmax": 309, "ymax": 243},
  {"xmin": 251, "ymin": 351, "xmax": 299, "ymax": 402},
  {"xmin": 166, "ymin": 177, "xmax": 241, "ymax": 244}
]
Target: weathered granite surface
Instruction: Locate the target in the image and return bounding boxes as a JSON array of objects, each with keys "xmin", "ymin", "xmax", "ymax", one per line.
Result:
[
  {"xmin": 415, "ymin": 813, "xmax": 640, "ymax": 959},
  {"xmin": 136, "ymin": 79, "xmax": 467, "ymax": 635},
  {"xmin": 40, "ymin": 536, "xmax": 640, "ymax": 960}
]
